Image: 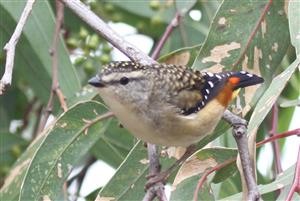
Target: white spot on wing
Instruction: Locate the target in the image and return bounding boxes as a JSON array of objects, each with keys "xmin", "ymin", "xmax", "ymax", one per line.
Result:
[
  {"xmin": 207, "ymin": 72, "xmax": 213, "ymax": 77},
  {"xmin": 208, "ymin": 81, "xmax": 214, "ymax": 88}
]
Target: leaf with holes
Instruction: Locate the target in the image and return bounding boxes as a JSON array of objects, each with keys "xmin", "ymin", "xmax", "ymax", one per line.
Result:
[{"xmin": 192, "ymin": 0, "xmax": 290, "ymax": 114}]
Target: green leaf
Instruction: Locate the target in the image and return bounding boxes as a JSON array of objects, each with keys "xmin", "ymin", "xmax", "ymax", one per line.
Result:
[
  {"xmin": 98, "ymin": 141, "xmax": 150, "ymax": 200},
  {"xmin": 0, "ymin": 132, "xmax": 28, "ymax": 182},
  {"xmin": 175, "ymin": 0, "xmax": 197, "ymax": 15},
  {"xmin": 0, "ymin": 1, "xmax": 81, "ymax": 102},
  {"xmin": 279, "ymin": 99, "xmax": 300, "ymax": 108},
  {"xmin": 90, "ymin": 118, "xmax": 135, "ymax": 168},
  {"xmin": 0, "ymin": 101, "xmax": 111, "ymax": 201},
  {"xmin": 193, "ymin": 0, "xmax": 290, "ymax": 84},
  {"xmin": 220, "ymin": 164, "xmax": 296, "ymax": 200},
  {"xmin": 170, "ymin": 148, "xmax": 237, "ymax": 200},
  {"xmin": 247, "ymin": 58, "xmax": 299, "ymax": 137},
  {"xmin": 288, "ymin": 0, "xmax": 300, "ymax": 54}
]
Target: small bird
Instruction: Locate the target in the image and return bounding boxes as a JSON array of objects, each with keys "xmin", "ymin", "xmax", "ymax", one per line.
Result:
[{"xmin": 89, "ymin": 61, "xmax": 264, "ymax": 147}]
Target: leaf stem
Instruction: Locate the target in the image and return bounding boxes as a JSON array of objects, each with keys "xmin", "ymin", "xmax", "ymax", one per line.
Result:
[
  {"xmin": 286, "ymin": 146, "xmax": 300, "ymax": 201},
  {"xmin": 256, "ymin": 128, "xmax": 300, "ymax": 147},
  {"xmin": 193, "ymin": 158, "xmax": 236, "ymax": 201},
  {"xmin": 269, "ymin": 104, "xmax": 283, "ymax": 175},
  {"xmin": 38, "ymin": 0, "xmax": 67, "ymax": 134},
  {"xmin": 151, "ymin": 12, "xmax": 181, "ymax": 60}
]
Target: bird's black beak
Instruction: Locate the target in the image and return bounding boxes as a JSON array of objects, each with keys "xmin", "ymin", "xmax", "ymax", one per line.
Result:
[{"xmin": 88, "ymin": 76, "xmax": 105, "ymax": 87}]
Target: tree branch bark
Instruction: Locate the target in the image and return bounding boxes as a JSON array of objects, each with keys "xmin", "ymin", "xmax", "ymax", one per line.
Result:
[{"xmin": 0, "ymin": 0, "xmax": 36, "ymax": 95}]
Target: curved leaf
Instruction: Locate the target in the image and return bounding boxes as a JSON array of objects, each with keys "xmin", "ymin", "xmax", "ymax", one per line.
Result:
[
  {"xmin": 220, "ymin": 164, "xmax": 296, "ymax": 200},
  {"xmin": 0, "ymin": 101, "xmax": 111, "ymax": 201},
  {"xmin": 288, "ymin": 0, "xmax": 300, "ymax": 54},
  {"xmin": 171, "ymin": 148, "xmax": 237, "ymax": 200},
  {"xmin": 193, "ymin": 0, "xmax": 289, "ymax": 78}
]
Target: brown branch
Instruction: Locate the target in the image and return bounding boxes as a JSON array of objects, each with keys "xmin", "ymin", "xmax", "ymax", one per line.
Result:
[
  {"xmin": 143, "ymin": 144, "xmax": 167, "ymax": 201},
  {"xmin": 0, "ymin": 0, "xmax": 36, "ymax": 95},
  {"xmin": 222, "ymin": 110, "xmax": 260, "ymax": 201},
  {"xmin": 192, "ymin": 129, "xmax": 300, "ymax": 200},
  {"xmin": 232, "ymin": 0, "xmax": 273, "ymax": 68},
  {"xmin": 269, "ymin": 104, "xmax": 283, "ymax": 174},
  {"xmin": 286, "ymin": 146, "xmax": 300, "ymax": 201},
  {"xmin": 60, "ymin": 0, "xmax": 154, "ymax": 65},
  {"xmin": 151, "ymin": 12, "xmax": 181, "ymax": 60},
  {"xmin": 256, "ymin": 128, "xmax": 300, "ymax": 147},
  {"xmin": 193, "ymin": 158, "xmax": 236, "ymax": 201},
  {"xmin": 37, "ymin": 0, "xmax": 67, "ymax": 133},
  {"xmin": 82, "ymin": 111, "xmax": 114, "ymax": 134}
]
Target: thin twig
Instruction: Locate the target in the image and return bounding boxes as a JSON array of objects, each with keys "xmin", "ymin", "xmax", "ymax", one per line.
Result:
[
  {"xmin": 286, "ymin": 146, "xmax": 300, "ymax": 201},
  {"xmin": 256, "ymin": 128, "xmax": 300, "ymax": 147},
  {"xmin": 37, "ymin": 0, "xmax": 67, "ymax": 133},
  {"xmin": 232, "ymin": 0, "xmax": 273, "ymax": 68},
  {"xmin": 82, "ymin": 111, "xmax": 114, "ymax": 134},
  {"xmin": 151, "ymin": 12, "xmax": 181, "ymax": 60},
  {"xmin": 269, "ymin": 104, "xmax": 283, "ymax": 174},
  {"xmin": 193, "ymin": 158, "xmax": 236, "ymax": 201},
  {"xmin": 192, "ymin": 129, "xmax": 300, "ymax": 200},
  {"xmin": 60, "ymin": 0, "xmax": 154, "ymax": 65},
  {"xmin": 0, "ymin": 0, "xmax": 36, "ymax": 95},
  {"xmin": 223, "ymin": 110, "xmax": 260, "ymax": 201}
]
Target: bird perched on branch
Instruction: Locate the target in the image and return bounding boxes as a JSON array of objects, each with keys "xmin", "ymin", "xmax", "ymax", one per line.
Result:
[{"xmin": 89, "ymin": 61, "xmax": 263, "ymax": 147}]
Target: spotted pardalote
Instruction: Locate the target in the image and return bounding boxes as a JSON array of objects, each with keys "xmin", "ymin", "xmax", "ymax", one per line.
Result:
[{"xmin": 89, "ymin": 61, "xmax": 264, "ymax": 147}]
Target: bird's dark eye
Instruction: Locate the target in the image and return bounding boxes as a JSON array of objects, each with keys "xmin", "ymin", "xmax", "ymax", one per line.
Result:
[{"xmin": 120, "ymin": 77, "xmax": 129, "ymax": 85}]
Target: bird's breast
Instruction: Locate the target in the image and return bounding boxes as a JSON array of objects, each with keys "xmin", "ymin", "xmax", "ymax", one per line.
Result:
[{"xmin": 99, "ymin": 88, "xmax": 226, "ymax": 147}]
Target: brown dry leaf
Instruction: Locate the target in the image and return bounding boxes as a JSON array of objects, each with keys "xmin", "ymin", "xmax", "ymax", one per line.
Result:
[
  {"xmin": 95, "ymin": 195, "xmax": 115, "ymax": 201},
  {"xmin": 173, "ymin": 156, "xmax": 217, "ymax": 187},
  {"xmin": 164, "ymin": 51, "xmax": 191, "ymax": 66}
]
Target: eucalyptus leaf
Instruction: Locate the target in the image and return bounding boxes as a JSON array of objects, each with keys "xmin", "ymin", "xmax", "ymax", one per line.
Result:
[
  {"xmin": 0, "ymin": 101, "xmax": 111, "ymax": 201},
  {"xmin": 220, "ymin": 164, "xmax": 296, "ymax": 201},
  {"xmin": 170, "ymin": 148, "xmax": 237, "ymax": 200}
]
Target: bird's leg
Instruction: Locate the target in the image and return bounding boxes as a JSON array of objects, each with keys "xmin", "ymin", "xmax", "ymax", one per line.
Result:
[{"xmin": 145, "ymin": 144, "xmax": 197, "ymax": 189}]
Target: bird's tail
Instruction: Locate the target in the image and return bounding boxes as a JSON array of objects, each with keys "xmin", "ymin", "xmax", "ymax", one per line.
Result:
[{"xmin": 227, "ymin": 71, "xmax": 264, "ymax": 90}]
